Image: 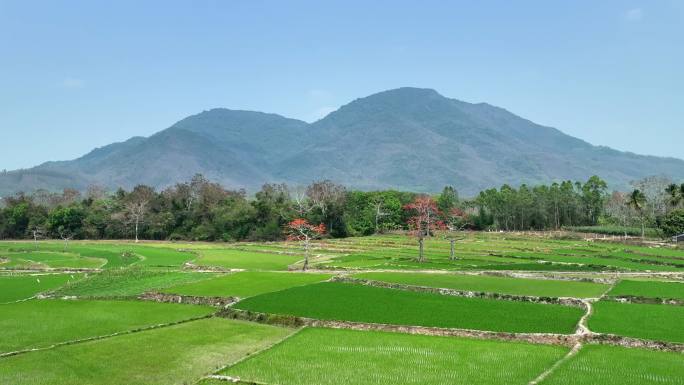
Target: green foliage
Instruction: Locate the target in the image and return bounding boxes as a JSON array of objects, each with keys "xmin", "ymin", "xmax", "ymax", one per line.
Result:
[
  {"xmin": 223, "ymin": 327, "xmax": 569, "ymax": 385},
  {"xmin": 47, "ymin": 206, "xmax": 86, "ymax": 238},
  {"xmin": 436, "ymin": 185, "xmax": 459, "ymax": 214},
  {"xmin": 565, "ymin": 225, "xmax": 662, "ymax": 238},
  {"xmin": 0, "ymin": 318, "xmax": 291, "ymax": 385},
  {"xmin": 659, "ymin": 209, "xmax": 684, "ymax": 237},
  {"xmin": 589, "ymin": 301, "xmax": 684, "ymax": 343},
  {"xmin": 234, "ymin": 282, "xmax": 584, "ymax": 334},
  {"xmin": 0, "ymin": 299, "xmax": 214, "ymax": 353},
  {"xmin": 476, "ymin": 176, "xmax": 609, "ymax": 231},
  {"xmin": 540, "ymin": 344, "xmax": 684, "ymax": 385},
  {"xmin": 344, "ymin": 190, "xmax": 407, "ymax": 236},
  {"xmin": 162, "ymin": 271, "xmax": 332, "ymax": 298},
  {"xmin": 353, "ymin": 272, "xmax": 609, "ymax": 298}
]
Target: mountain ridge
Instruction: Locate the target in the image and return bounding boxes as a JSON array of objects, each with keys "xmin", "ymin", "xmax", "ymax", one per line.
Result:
[{"xmin": 1, "ymin": 87, "xmax": 683, "ymax": 196}]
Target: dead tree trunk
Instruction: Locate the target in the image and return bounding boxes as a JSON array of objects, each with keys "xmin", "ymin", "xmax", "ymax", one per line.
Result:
[
  {"xmin": 450, "ymin": 238, "xmax": 456, "ymax": 260},
  {"xmin": 302, "ymin": 236, "xmax": 310, "ymax": 271},
  {"xmin": 135, "ymin": 217, "xmax": 140, "ymax": 243},
  {"xmin": 418, "ymin": 236, "xmax": 425, "ymax": 262}
]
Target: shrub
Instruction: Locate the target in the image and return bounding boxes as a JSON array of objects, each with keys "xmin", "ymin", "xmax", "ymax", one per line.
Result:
[{"xmin": 659, "ymin": 209, "xmax": 684, "ymax": 237}]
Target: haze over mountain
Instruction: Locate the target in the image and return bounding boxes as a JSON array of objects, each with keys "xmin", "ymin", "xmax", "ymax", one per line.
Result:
[{"xmin": 1, "ymin": 87, "xmax": 683, "ymax": 197}]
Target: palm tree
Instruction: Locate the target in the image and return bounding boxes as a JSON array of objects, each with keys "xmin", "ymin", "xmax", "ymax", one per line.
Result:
[
  {"xmin": 626, "ymin": 189, "xmax": 647, "ymax": 239},
  {"xmin": 666, "ymin": 183, "xmax": 684, "ymax": 209}
]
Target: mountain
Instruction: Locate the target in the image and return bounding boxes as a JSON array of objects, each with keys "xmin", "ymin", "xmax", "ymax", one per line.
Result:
[{"xmin": 2, "ymin": 87, "xmax": 683, "ymax": 196}]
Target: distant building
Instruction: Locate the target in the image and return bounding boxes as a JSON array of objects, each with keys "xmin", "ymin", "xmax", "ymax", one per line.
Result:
[{"xmin": 673, "ymin": 233, "xmax": 684, "ymax": 243}]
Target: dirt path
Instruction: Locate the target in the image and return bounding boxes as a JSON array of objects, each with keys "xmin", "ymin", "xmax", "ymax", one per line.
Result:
[
  {"xmin": 528, "ymin": 342, "xmax": 583, "ymax": 385},
  {"xmin": 575, "ymin": 299, "xmax": 594, "ymax": 336}
]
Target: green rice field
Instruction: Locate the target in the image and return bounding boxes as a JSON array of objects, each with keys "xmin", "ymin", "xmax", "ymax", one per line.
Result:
[
  {"xmin": 0, "ymin": 318, "xmax": 291, "ymax": 385},
  {"xmin": 539, "ymin": 344, "xmax": 684, "ymax": 385},
  {"xmin": 194, "ymin": 249, "xmax": 303, "ymax": 270},
  {"xmin": 588, "ymin": 301, "xmax": 684, "ymax": 343},
  {"xmin": 0, "ymin": 299, "xmax": 213, "ymax": 353},
  {"xmin": 606, "ymin": 279, "xmax": 684, "ymax": 300},
  {"xmin": 0, "ymin": 274, "xmax": 82, "ymax": 303},
  {"xmin": 1, "ymin": 233, "xmax": 683, "ymax": 384},
  {"xmin": 234, "ymin": 282, "xmax": 584, "ymax": 334},
  {"xmin": 352, "ymin": 271, "xmax": 609, "ymax": 298},
  {"xmin": 222, "ymin": 327, "xmax": 569, "ymax": 385},
  {"xmin": 53, "ymin": 268, "xmax": 213, "ymax": 297},
  {"xmin": 161, "ymin": 271, "xmax": 332, "ymax": 298}
]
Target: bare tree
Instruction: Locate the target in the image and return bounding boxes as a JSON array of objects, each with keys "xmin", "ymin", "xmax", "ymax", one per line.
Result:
[
  {"xmin": 631, "ymin": 176, "xmax": 671, "ymax": 218},
  {"xmin": 57, "ymin": 227, "xmax": 74, "ymax": 251},
  {"xmin": 405, "ymin": 196, "xmax": 444, "ymax": 262},
  {"xmin": 86, "ymin": 184, "xmax": 107, "ymax": 201},
  {"xmin": 285, "ymin": 219, "xmax": 326, "ymax": 271},
  {"xmin": 372, "ymin": 198, "xmax": 390, "ymax": 234},
  {"xmin": 31, "ymin": 226, "xmax": 46, "ymax": 250},
  {"xmin": 605, "ymin": 191, "xmax": 630, "ymax": 238},
  {"xmin": 306, "ymin": 180, "xmax": 346, "ymax": 231},
  {"xmin": 444, "ymin": 207, "xmax": 470, "ymax": 260},
  {"xmin": 122, "ymin": 185, "xmax": 154, "ymax": 242},
  {"xmin": 32, "ymin": 189, "xmax": 60, "ymax": 208},
  {"xmin": 125, "ymin": 201, "xmax": 147, "ymax": 242},
  {"xmin": 290, "ymin": 185, "xmax": 313, "ymax": 217}
]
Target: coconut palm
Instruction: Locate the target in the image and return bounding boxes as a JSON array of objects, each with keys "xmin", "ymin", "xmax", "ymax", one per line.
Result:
[
  {"xmin": 626, "ymin": 189, "xmax": 647, "ymax": 239},
  {"xmin": 666, "ymin": 183, "xmax": 684, "ymax": 209}
]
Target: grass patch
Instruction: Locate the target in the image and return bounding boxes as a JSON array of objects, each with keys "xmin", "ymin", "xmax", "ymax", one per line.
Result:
[
  {"xmin": 53, "ymin": 267, "xmax": 214, "ymax": 297},
  {"xmin": 589, "ymin": 301, "xmax": 684, "ymax": 343},
  {"xmin": 607, "ymin": 280, "xmax": 684, "ymax": 300},
  {"xmin": 540, "ymin": 344, "xmax": 684, "ymax": 385},
  {"xmin": 196, "ymin": 249, "xmax": 302, "ymax": 270},
  {"xmin": 234, "ymin": 282, "xmax": 584, "ymax": 334},
  {"xmin": 127, "ymin": 245, "xmax": 196, "ymax": 267},
  {"xmin": 0, "ymin": 318, "xmax": 292, "ymax": 385},
  {"xmin": 0, "ymin": 274, "xmax": 83, "ymax": 303},
  {"xmin": 161, "ymin": 271, "xmax": 332, "ymax": 298},
  {"xmin": 352, "ymin": 272, "xmax": 608, "ymax": 298},
  {"xmin": 0, "ymin": 251, "xmax": 105, "ymax": 269},
  {"xmin": 4, "ymin": 244, "xmax": 138, "ymax": 268},
  {"xmin": 0, "ymin": 299, "xmax": 214, "ymax": 353},
  {"xmin": 565, "ymin": 225, "xmax": 662, "ymax": 238},
  {"xmin": 222, "ymin": 327, "xmax": 569, "ymax": 385}
]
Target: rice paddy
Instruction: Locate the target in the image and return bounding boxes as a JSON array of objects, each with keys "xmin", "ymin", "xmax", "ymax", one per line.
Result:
[
  {"xmin": 53, "ymin": 268, "xmax": 213, "ymax": 297},
  {"xmin": 221, "ymin": 327, "xmax": 569, "ymax": 385},
  {"xmin": 1, "ymin": 233, "xmax": 683, "ymax": 384},
  {"xmin": 588, "ymin": 301, "xmax": 684, "ymax": 343},
  {"xmin": 606, "ymin": 279, "xmax": 684, "ymax": 300},
  {"xmin": 0, "ymin": 299, "xmax": 214, "ymax": 353},
  {"xmin": 0, "ymin": 274, "xmax": 82, "ymax": 303},
  {"xmin": 233, "ymin": 282, "xmax": 584, "ymax": 334},
  {"xmin": 539, "ymin": 344, "xmax": 684, "ymax": 385},
  {"xmin": 161, "ymin": 271, "xmax": 333, "ymax": 298},
  {"xmin": 0, "ymin": 318, "xmax": 291, "ymax": 385},
  {"xmin": 352, "ymin": 271, "xmax": 609, "ymax": 298}
]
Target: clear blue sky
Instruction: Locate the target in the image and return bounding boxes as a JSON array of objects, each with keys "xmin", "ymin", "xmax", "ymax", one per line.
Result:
[{"xmin": 1, "ymin": 0, "xmax": 682, "ymax": 170}]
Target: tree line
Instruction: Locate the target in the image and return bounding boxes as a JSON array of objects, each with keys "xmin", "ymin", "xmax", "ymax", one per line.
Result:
[{"xmin": 0, "ymin": 174, "xmax": 682, "ymax": 241}]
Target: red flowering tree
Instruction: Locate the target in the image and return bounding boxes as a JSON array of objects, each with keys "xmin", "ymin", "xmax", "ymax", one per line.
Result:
[
  {"xmin": 444, "ymin": 207, "xmax": 470, "ymax": 260},
  {"xmin": 285, "ymin": 218, "xmax": 326, "ymax": 271},
  {"xmin": 404, "ymin": 196, "xmax": 445, "ymax": 262}
]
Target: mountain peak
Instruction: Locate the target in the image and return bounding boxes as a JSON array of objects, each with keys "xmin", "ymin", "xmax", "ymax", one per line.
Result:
[{"xmin": 1, "ymin": 87, "xmax": 683, "ymax": 197}]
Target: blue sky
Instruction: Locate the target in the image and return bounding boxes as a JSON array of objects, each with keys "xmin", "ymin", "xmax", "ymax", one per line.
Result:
[{"xmin": 1, "ymin": 0, "xmax": 682, "ymax": 170}]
